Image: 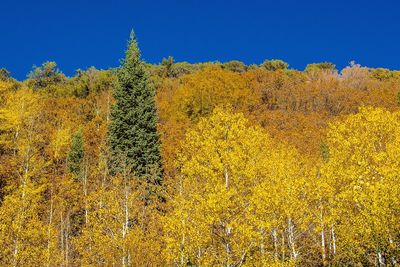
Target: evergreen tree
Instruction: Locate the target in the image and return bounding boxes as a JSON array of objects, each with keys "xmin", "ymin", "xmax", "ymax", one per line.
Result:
[
  {"xmin": 68, "ymin": 130, "xmax": 84, "ymax": 178},
  {"xmin": 108, "ymin": 31, "xmax": 162, "ymax": 184}
]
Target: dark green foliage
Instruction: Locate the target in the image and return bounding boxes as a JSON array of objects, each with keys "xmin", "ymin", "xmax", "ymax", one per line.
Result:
[
  {"xmin": 320, "ymin": 143, "xmax": 330, "ymax": 162},
  {"xmin": 70, "ymin": 67, "xmax": 116, "ymax": 97},
  {"xmin": 305, "ymin": 62, "xmax": 336, "ymax": 72},
  {"xmin": 222, "ymin": 60, "xmax": 247, "ymax": 73},
  {"xmin": 68, "ymin": 130, "xmax": 84, "ymax": 178},
  {"xmin": 161, "ymin": 56, "xmax": 175, "ymax": 77},
  {"xmin": 28, "ymin": 61, "xmax": 66, "ymax": 89},
  {"xmin": 370, "ymin": 68, "xmax": 393, "ymax": 81},
  {"xmin": 156, "ymin": 57, "xmax": 202, "ymax": 78},
  {"xmin": 0, "ymin": 68, "xmax": 11, "ymax": 81},
  {"xmin": 108, "ymin": 31, "xmax": 162, "ymax": 184},
  {"xmin": 170, "ymin": 62, "xmax": 202, "ymax": 77},
  {"xmin": 261, "ymin": 59, "xmax": 289, "ymax": 71}
]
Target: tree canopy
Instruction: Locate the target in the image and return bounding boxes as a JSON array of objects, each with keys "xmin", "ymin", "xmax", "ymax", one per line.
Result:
[{"xmin": 0, "ymin": 32, "xmax": 400, "ymax": 266}]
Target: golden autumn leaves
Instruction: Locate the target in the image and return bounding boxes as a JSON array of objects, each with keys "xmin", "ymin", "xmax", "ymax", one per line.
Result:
[
  {"xmin": 164, "ymin": 108, "xmax": 304, "ymax": 266},
  {"xmin": 164, "ymin": 107, "xmax": 400, "ymax": 266},
  {"xmin": 1, "ymin": 61, "xmax": 400, "ymax": 266}
]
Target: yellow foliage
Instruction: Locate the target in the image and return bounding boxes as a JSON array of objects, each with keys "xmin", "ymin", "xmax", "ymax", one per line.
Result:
[
  {"xmin": 0, "ymin": 180, "xmax": 57, "ymax": 266},
  {"xmin": 322, "ymin": 106, "xmax": 400, "ymax": 264},
  {"xmin": 164, "ymin": 108, "xmax": 306, "ymax": 266}
]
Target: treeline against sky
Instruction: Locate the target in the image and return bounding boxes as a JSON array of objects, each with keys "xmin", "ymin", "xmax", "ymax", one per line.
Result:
[{"xmin": 0, "ymin": 36, "xmax": 400, "ymax": 266}]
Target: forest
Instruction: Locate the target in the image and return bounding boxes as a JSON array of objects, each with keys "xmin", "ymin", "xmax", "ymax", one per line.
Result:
[{"xmin": 0, "ymin": 32, "xmax": 400, "ymax": 267}]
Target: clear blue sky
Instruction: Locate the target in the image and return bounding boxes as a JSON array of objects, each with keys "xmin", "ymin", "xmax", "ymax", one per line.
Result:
[{"xmin": 1, "ymin": 0, "xmax": 399, "ymax": 80}]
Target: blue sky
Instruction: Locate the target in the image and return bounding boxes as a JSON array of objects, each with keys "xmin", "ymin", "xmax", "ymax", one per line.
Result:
[{"xmin": 1, "ymin": 0, "xmax": 399, "ymax": 79}]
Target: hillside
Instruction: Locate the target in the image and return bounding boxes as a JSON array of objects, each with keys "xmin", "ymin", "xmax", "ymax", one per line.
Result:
[{"xmin": 0, "ymin": 40, "xmax": 400, "ymax": 266}]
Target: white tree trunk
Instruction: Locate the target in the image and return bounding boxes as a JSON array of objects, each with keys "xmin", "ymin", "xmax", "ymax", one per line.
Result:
[
  {"xmin": 47, "ymin": 193, "xmax": 53, "ymax": 267},
  {"xmin": 288, "ymin": 218, "xmax": 298, "ymax": 259},
  {"xmin": 321, "ymin": 220, "xmax": 326, "ymax": 265},
  {"xmin": 272, "ymin": 228, "xmax": 278, "ymax": 259},
  {"xmin": 331, "ymin": 224, "xmax": 336, "ymax": 256}
]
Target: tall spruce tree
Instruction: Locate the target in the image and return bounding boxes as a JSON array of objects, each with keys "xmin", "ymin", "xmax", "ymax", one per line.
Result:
[{"xmin": 108, "ymin": 31, "xmax": 162, "ymax": 184}]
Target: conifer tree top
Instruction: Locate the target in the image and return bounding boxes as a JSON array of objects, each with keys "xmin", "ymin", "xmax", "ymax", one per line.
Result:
[
  {"xmin": 108, "ymin": 30, "xmax": 162, "ymax": 182},
  {"xmin": 124, "ymin": 30, "xmax": 141, "ymax": 64}
]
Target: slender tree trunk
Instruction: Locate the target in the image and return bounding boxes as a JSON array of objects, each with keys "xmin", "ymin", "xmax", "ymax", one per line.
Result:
[
  {"xmin": 65, "ymin": 213, "xmax": 70, "ymax": 267},
  {"xmin": 13, "ymin": 142, "xmax": 31, "ymax": 267},
  {"xmin": 197, "ymin": 247, "xmax": 201, "ymax": 263},
  {"xmin": 390, "ymin": 238, "xmax": 397, "ymax": 265},
  {"xmin": 47, "ymin": 192, "xmax": 53, "ymax": 267},
  {"xmin": 272, "ymin": 228, "xmax": 278, "ymax": 259},
  {"xmin": 225, "ymin": 244, "xmax": 231, "ymax": 267},
  {"xmin": 331, "ymin": 224, "xmax": 336, "ymax": 257},
  {"xmin": 180, "ymin": 228, "xmax": 185, "ymax": 266},
  {"xmin": 102, "ymin": 158, "xmax": 108, "ymax": 188},
  {"xmin": 83, "ymin": 163, "xmax": 88, "ymax": 225},
  {"xmin": 13, "ymin": 129, "xmax": 19, "ymax": 156},
  {"xmin": 260, "ymin": 228, "xmax": 265, "ymax": 258},
  {"xmin": 321, "ymin": 217, "xmax": 326, "ymax": 266},
  {"xmin": 281, "ymin": 231, "xmax": 285, "ymax": 262},
  {"xmin": 179, "ymin": 171, "xmax": 186, "ymax": 266},
  {"xmin": 121, "ymin": 164, "xmax": 129, "ymax": 267},
  {"xmin": 60, "ymin": 212, "xmax": 64, "ymax": 266},
  {"xmin": 377, "ymin": 250, "xmax": 385, "ymax": 267},
  {"xmin": 224, "ymin": 126, "xmax": 229, "ymax": 190},
  {"xmin": 123, "ymin": 182, "xmax": 129, "ymax": 266},
  {"xmin": 224, "ymin": 167, "xmax": 229, "ymax": 189},
  {"xmin": 12, "ymin": 240, "xmax": 18, "ymax": 267},
  {"xmin": 288, "ymin": 218, "xmax": 298, "ymax": 259},
  {"xmin": 225, "ymin": 224, "xmax": 232, "ymax": 267},
  {"xmin": 106, "ymin": 92, "xmax": 110, "ymax": 124}
]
